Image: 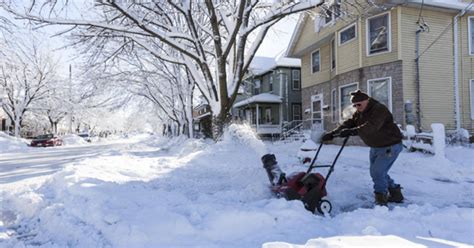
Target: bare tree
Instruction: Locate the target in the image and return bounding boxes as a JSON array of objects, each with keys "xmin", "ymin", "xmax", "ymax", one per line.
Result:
[
  {"xmin": 1, "ymin": 0, "xmax": 326, "ymax": 138},
  {"xmin": 0, "ymin": 35, "xmax": 58, "ymax": 137}
]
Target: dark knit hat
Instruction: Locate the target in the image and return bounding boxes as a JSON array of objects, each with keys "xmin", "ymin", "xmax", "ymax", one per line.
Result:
[{"xmin": 350, "ymin": 90, "xmax": 369, "ymax": 103}]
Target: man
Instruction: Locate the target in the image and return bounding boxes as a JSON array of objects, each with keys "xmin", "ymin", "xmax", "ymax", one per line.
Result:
[{"xmin": 321, "ymin": 90, "xmax": 404, "ymax": 206}]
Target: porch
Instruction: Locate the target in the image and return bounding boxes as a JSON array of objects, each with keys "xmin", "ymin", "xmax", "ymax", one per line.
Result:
[{"xmin": 233, "ymin": 93, "xmax": 283, "ymax": 135}]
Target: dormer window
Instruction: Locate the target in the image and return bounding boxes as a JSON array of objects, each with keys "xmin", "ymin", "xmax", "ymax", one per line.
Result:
[{"xmin": 323, "ymin": 2, "xmax": 341, "ymax": 25}]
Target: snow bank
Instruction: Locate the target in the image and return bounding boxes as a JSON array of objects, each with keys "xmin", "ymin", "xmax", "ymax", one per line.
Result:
[
  {"xmin": 61, "ymin": 134, "xmax": 88, "ymax": 146},
  {"xmin": 1, "ymin": 126, "xmax": 473, "ymax": 248},
  {"xmin": 0, "ymin": 132, "xmax": 29, "ymax": 152}
]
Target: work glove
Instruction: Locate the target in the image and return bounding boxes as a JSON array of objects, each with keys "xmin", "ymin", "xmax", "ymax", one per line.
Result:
[
  {"xmin": 339, "ymin": 128, "xmax": 358, "ymax": 137},
  {"xmin": 320, "ymin": 132, "xmax": 334, "ymax": 142}
]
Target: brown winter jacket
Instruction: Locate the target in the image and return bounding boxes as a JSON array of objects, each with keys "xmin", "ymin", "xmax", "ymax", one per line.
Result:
[{"xmin": 333, "ymin": 98, "xmax": 402, "ymax": 147}]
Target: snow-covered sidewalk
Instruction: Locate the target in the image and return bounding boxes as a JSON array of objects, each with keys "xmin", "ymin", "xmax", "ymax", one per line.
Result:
[{"xmin": 1, "ymin": 126, "xmax": 473, "ymax": 247}]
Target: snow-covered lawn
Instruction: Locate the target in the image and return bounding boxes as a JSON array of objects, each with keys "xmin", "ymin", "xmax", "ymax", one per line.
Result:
[{"xmin": 1, "ymin": 126, "xmax": 473, "ymax": 248}]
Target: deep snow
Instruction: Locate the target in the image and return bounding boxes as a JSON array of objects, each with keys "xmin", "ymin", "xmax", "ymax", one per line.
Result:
[{"xmin": 0, "ymin": 125, "xmax": 473, "ymax": 248}]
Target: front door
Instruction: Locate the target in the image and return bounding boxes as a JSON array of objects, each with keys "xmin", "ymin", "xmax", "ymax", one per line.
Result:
[{"xmin": 311, "ymin": 94, "xmax": 324, "ymax": 131}]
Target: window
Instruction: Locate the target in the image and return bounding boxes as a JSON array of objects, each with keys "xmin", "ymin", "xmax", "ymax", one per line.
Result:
[
  {"xmin": 311, "ymin": 94, "xmax": 324, "ymax": 130},
  {"xmin": 367, "ymin": 12, "xmax": 391, "ymax": 55},
  {"xmin": 292, "ymin": 70, "xmax": 301, "ymax": 90},
  {"xmin": 339, "ymin": 23, "xmax": 356, "ymax": 45},
  {"xmin": 471, "ymin": 80, "xmax": 474, "ymax": 119},
  {"xmin": 311, "ymin": 50, "xmax": 320, "ymax": 73},
  {"xmin": 331, "ymin": 39, "xmax": 336, "ymax": 70},
  {"xmin": 469, "ymin": 17, "xmax": 474, "ymax": 55},
  {"xmin": 323, "ymin": 3, "xmax": 341, "ymax": 25},
  {"xmin": 368, "ymin": 77, "xmax": 392, "ymax": 112},
  {"xmin": 292, "ymin": 104, "xmax": 302, "ymax": 121},
  {"xmin": 339, "ymin": 83, "xmax": 358, "ymax": 120},
  {"xmin": 254, "ymin": 79, "xmax": 261, "ymax": 95},
  {"xmin": 265, "ymin": 108, "xmax": 272, "ymax": 124},
  {"xmin": 331, "ymin": 89, "xmax": 337, "ymax": 123},
  {"xmin": 269, "ymin": 75, "xmax": 273, "ymax": 92}
]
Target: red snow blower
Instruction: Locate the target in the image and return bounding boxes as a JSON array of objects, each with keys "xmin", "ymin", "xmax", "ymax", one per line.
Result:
[{"xmin": 262, "ymin": 135, "xmax": 349, "ymax": 214}]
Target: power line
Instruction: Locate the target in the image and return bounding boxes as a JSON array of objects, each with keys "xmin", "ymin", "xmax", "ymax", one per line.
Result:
[{"xmin": 417, "ymin": 1, "xmax": 474, "ymax": 59}]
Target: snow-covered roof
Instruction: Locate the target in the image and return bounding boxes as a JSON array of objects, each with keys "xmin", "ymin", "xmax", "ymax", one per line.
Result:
[
  {"xmin": 248, "ymin": 52, "xmax": 301, "ymax": 76},
  {"xmin": 408, "ymin": 0, "xmax": 474, "ymax": 11},
  {"xmin": 233, "ymin": 93, "xmax": 282, "ymax": 108}
]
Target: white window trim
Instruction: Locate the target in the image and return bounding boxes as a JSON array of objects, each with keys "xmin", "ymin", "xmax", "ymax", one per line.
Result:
[
  {"xmin": 292, "ymin": 70, "xmax": 301, "ymax": 90},
  {"xmin": 338, "ymin": 22, "xmax": 357, "ymax": 46},
  {"xmin": 311, "ymin": 93, "xmax": 324, "ymax": 130},
  {"xmin": 470, "ymin": 79, "xmax": 474, "ymax": 120},
  {"xmin": 367, "ymin": 77, "xmax": 393, "ymax": 113},
  {"xmin": 338, "ymin": 82, "xmax": 359, "ymax": 123},
  {"xmin": 311, "ymin": 49, "xmax": 321, "ymax": 74},
  {"xmin": 468, "ymin": 16, "xmax": 474, "ymax": 56},
  {"xmin": 366, "ymin": 11, "xmax": 392, "ymax": 57},
  {"xmin": 331, "ymin": 88, "xmax": 337, "ymax": 123},
  {"xmin": 331, "ymin": 38, "xmax": 336, "ymax": 71},
  {"xmin": 292, "ymin": 103, "xmax": 302, "ymax": 121}
]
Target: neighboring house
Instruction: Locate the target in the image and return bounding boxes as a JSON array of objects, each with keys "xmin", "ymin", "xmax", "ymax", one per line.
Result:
[
  {"xmin": 192, "ymin": 102, "xmax": 212, "ymax": 138},
  {"xmin": 0, "ymin": 103, "xmax": 11, "ymax": 133},
  {"xmin": 233, "ymin": 53, "xmax": 302, "ymax": 136},
  {"xmin": 286, "ymin": 0, "xmax": 474, "ymax": 140}
]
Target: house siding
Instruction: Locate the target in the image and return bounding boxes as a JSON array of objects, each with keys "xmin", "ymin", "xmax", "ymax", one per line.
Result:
[
  {"xmin": 302, "ymin": 61, "xmax": 403, "ymax": 129},
  {"xmin": 401, "ymin": 7, "xmax": 456, "ymax": 131},
  {"xmin": 459, "ymin": 15, "xmax": 474, "ymax": 130}
]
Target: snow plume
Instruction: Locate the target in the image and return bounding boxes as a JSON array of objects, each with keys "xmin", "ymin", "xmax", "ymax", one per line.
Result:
[
  {"xmin": 340, "ymin": 105, "xmax": 356, "ymax": 123},
  {"xmin": 222, "ymin": 124, "xmax": 267, "ymax": 156}
]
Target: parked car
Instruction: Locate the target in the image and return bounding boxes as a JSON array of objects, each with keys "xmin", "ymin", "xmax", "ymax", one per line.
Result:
[
  {"xmin": 30, "ymin": 134, "xmax": 63, "ymax": 147},
  {"xmin": 78, "ymin": 133, "xmax": 91, "ymax": 142}
]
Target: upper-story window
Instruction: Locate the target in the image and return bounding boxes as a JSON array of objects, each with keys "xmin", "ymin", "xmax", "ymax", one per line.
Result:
[
  {"xmin": 254, "ymin": 79, "xmax": 261, "ymax": 95},
  {"xmin": 269, "ymin": 75, "xmax": 273, "ymax": 92},
  {"xmin": 339, "ymin": 23, "xmax": 356, "ymax": 45},
  {"xmin": 323, "ymin": 3, "xmax": 341, "ymax": 25},
  {"xmin": 292, "ymin": 70, "xmax": 301, "ymax": 90},
  {"xmin": 468, "ymin": 16, "xmax": 474, "ymax": 55},
  {"xmin": 331, "ymin": 39, "xmax": 336, "ymax": 70},
  {"xmin": 367, "ymin": 12, "xmax": 391, "ymax": 56},
  {"xmin": 311, "ymin": 49, "xmax": 320, "ymax": 74}
]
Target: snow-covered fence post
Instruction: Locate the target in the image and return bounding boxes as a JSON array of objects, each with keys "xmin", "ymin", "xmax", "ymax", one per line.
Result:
[{"xmin": 431, "ymin": 123, "xmax": 445, "ymax": 158}]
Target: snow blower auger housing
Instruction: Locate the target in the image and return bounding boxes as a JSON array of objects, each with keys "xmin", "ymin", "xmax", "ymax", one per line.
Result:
[{"xmin": 262, "ymin": 136, "xmax": 349, "ymax": 215}]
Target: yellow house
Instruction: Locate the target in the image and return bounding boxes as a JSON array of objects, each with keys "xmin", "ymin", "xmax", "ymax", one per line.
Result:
[{"xmin": 287, "ymin": 0, "xmax": 474, "ymax": 137}]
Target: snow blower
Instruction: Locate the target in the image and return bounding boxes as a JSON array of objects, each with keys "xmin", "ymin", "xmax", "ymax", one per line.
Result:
[{"xmin": 262, "ymin": 135, "xmax": 349, "ymax": 215}]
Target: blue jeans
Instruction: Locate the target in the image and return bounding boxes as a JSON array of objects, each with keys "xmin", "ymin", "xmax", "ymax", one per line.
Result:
[{"xmin": 369, "ymin": 142, "xmax": 403, "ymax": 194}]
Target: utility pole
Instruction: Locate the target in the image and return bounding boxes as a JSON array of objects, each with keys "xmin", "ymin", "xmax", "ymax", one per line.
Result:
[{"xmin": 68, "ymin": 64, "xmax": 73, "ymax": 133}]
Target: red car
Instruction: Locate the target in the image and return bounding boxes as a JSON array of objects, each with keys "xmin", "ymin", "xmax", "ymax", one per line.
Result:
[{"xmin": 30, "ymin": 134, "xmax": 63, "ymax": 147}]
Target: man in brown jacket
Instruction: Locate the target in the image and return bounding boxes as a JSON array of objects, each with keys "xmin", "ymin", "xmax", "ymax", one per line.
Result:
[{"xmin": 321, "ymin": 90, "xmax": 404, "ymax": 206}]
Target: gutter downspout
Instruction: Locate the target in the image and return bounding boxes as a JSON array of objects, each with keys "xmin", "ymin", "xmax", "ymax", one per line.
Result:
[{"xmin": 454, "ymin": 10, "xmax": 465, "ymax": 131}]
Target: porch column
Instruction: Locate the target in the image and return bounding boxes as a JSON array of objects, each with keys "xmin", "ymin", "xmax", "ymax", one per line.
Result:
[
  {"xmin": 279, "ymin": 103, "xmax": 283, "ymax": 133},
  {"xmin": 256, "ymin": 103, "xmax": 259, "ymax": 133}
]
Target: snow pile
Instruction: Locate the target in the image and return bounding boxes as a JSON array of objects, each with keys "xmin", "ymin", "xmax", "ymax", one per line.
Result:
[
  {"xmin": 0, "ymin": 132, "xmax": 29, "ymax": 152},
  {"xmin": 431, "ymin": 123, "xmax": 445, "ymax": 158},
  {"xmin": 1, "ymin": 128, "xmax": 473, "ymax": 247},
  {"xmin": 61, "ymin": 134, "xmax": 88, "ymax": 145}
]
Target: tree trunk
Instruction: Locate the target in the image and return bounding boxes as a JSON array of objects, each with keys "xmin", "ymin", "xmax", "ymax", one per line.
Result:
[{"xmin": 211, "ymin": 111, "xmax": 231, "ymax": 141}]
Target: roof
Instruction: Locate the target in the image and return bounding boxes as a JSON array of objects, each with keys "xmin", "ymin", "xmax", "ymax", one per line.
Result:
[
  {"xmin": 286, "ymin": 0, "xmax": 473, "ymax": 58},
  {"xmin": 233, "ymin": 93, "xmax": 282, "ymax": 108},
  {"xmin": 248, "ymin": 52, "xmax": 301, "ymax": 76},
  {"xmin": 408, "ymin": 0, "xmax": 474, "ymax": 11}
]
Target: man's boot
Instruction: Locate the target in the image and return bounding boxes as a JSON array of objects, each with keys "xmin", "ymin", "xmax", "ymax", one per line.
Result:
[
  {"xmin": 388, "ymin": 185, "xmax": 404, "ymax": 203},
  {"xmin": 374, "ymin": 192, "xmax": 388, "ymax": 206}
]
